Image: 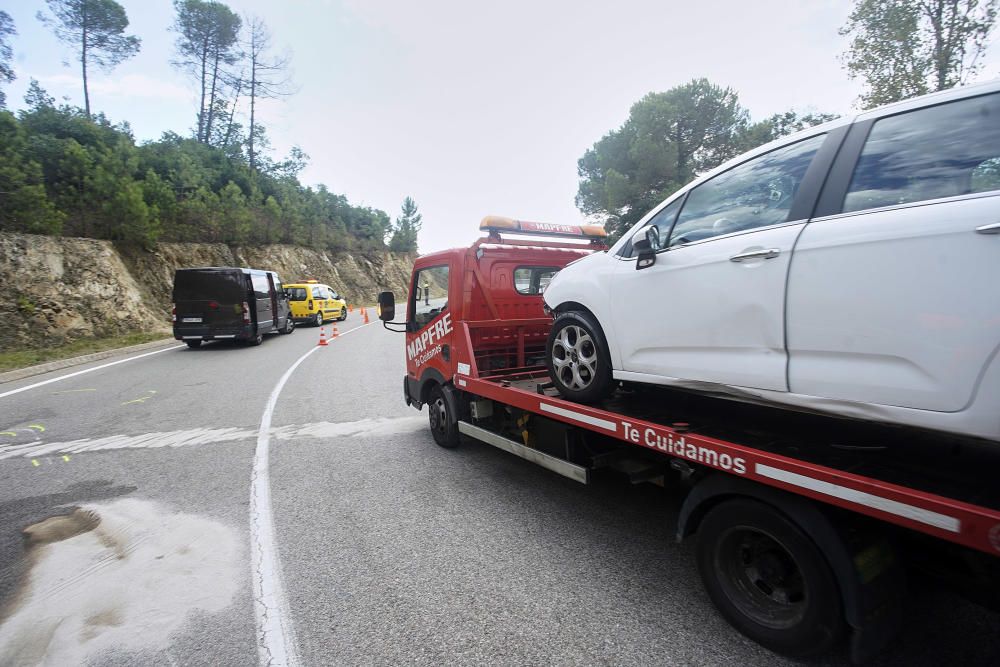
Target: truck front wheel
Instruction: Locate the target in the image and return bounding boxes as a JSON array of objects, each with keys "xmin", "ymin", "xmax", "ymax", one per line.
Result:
[
  {"xmin": 427, "ymin": 384, "xmax": 460, "ymax": 448},
  {"xmin": 696, "ymin": 499, "xmax": 844, "ymax": 658}
]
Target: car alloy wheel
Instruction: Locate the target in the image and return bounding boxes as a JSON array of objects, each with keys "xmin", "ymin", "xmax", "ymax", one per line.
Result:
[
  {"xmin": 314, "ymin": 312, "xmax": 323, "ymax": 326},
  {"xmin": 551, "ymin": 324, "xmax": 598, "ymax": 391}
]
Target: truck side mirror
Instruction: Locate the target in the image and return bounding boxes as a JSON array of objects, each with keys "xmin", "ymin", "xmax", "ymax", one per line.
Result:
[
  {"xmin": 377, "ymin": 291, "xmax": 395, "ymax": 321},
  {"xmin": 631, "ymin": 224, "xmax": 661, "ymax": 270}
]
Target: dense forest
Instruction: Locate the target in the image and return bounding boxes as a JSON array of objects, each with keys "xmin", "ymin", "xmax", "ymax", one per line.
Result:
[
  {"xmin": 0, "ymin": 1, "xmax": 409, "ymax": 252},
  {"xmin": 0, "ymin": 94, "xmax": 393, "ymax": 250}
]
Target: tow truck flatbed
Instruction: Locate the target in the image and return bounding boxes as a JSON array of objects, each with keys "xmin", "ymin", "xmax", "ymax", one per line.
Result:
[{"xmin": 458, "ymin": 363, "xmax": 1000, "ymax": 556}]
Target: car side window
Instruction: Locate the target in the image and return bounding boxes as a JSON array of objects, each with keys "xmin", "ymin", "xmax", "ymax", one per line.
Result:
[
  {"xmin": 311, "ymin": 286, "xmax": 324, "ymax": 299},
  {"xmin": 621, "ymin": 197, "xmax": 683, "ymax": 258},
  {"xmin": 844, "ymin": 92, "xmax": 1000, "ymax": 213},
  {"xmin": 668, "ymin": 134, "xmax": 825, "ymax": 247},
  {"xmin": 411, "ymin": 265, "xmax": 449, "ymax": 330}
]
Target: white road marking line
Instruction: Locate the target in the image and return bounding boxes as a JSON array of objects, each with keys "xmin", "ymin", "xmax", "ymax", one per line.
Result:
[
  {"xmin": 538, "ymin": 402, "xmax": 617, "ymax": 432},
  {"xmin": 251, "ymin": 320, "xmax": 373, "ymax": 667},
  {"xmin": 755, "ymin": 464, "xmax": 961, "ymax": 533},
  {"xmin": 0, "ymin": 346, "xmax": 184, "ymax": 400}
]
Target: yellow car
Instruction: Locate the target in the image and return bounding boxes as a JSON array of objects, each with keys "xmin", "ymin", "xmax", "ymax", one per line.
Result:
[{"xmin": 285, "ymin": 280, "xmax": 348, "ymax": 326}]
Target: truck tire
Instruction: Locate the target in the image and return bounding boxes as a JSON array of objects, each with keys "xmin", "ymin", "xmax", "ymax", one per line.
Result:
[
  {"xmin": 428, "ymin": 384, "xmax": 460, "ymax": 448},
  {"xmin": 546, "ymin": 311, "xmax": 612, "ymax": 403},
  {"xmin": 696, "ymin": 499, "xmax": 844, "ymax": 658}
]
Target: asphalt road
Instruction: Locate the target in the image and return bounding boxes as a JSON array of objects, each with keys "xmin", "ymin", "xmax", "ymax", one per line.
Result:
[{"xmin": 0, "ymin": 317, "xmax": 998, "ymax": 666}]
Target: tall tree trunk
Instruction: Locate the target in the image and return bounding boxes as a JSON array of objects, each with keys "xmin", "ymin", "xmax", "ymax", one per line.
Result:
[
  {"xmin": 81, "ymin": 8, "xmax": 90, "ymax": 117},
  {"xmin": 198, "ymin": 38, "xmax": 209, "ymax": 142},
  {"xmin": 222, "ymin": 75, "xmax": 242, "ymax": 147},
  {"xmin": 206, "ymin": 52, "xmax": 221, "ymax": 144},
  {"xmin": 249, "ymin": 56, "xmax": 257, "ymax": 172}
]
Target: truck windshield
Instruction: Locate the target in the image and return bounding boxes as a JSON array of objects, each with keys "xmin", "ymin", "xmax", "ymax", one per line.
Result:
[{"xmin": 173, "ymin": 270, "xmax": 245, "ymax": 302}]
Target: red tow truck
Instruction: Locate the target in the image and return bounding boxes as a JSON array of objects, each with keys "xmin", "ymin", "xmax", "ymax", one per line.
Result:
[{"xmin": 377, "ymin": 217, "xmax": 1000, "ymax": 662}]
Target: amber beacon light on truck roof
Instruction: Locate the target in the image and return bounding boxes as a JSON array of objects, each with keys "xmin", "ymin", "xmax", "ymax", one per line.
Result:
[{"xmin": 479, "ymin": 216, "xmax": 608, "ymax": 249}]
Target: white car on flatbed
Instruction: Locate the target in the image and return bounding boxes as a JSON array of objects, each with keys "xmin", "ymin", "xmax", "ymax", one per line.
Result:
[{"xmin": 544, "ymin": 80, "xmax": 1000, "ymax": 443}]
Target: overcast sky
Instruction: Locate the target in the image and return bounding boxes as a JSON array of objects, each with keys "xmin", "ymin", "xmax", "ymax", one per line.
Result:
[{"xmin": 4, "ymin": 1, "xmax": 1000, "ymax": 252}]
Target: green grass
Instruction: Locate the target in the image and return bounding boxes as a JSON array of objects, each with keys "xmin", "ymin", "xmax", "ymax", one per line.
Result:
[{"xmin": 0, "ymin": 331, "xmax": 172, "ymax": 373}]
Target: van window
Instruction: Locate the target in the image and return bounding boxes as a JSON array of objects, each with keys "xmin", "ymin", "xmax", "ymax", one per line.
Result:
[
  {"xmin": 173, "ymin": 270, "xmax": 244, "ymax": 302},
  {"xmin": 668, "ymin": 134, "xmax": 825, "ymax": 247},
  {"xmin": 513, "ymin": 266, "xmax": 559, "ymax": 295},
  {"xmin": 288, "ymin": 287, "xmax": 307, "ymax": 301},
  {"xmin": 411, "ymin": 265, "xmax": 449, "ymax": 330},
  {"xmin": 311, "ymin": 286, "xmax": 324, "ymax": 299},
  {"xmin": 251, "ymin": 274, "xmax": 270, "ymax": 298},
  {"xmin": 844, "ymin": 92, "xmax": 1000, "ymax": 213}
]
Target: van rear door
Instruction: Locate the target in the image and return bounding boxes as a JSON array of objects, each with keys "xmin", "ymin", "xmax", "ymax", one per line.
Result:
[{"xmin": 173, "ymin": 269, "xmax": 247, "ymax": 331}]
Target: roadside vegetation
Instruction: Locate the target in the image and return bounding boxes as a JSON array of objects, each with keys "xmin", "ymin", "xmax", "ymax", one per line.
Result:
[{"xmin": 0, "ymin": 331, "xmax": 169, "ymax": 373}]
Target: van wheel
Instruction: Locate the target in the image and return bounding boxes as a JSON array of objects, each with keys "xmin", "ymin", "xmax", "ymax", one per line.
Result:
[
  {"xmin": 186, "ymin": 340, "xmax": 202, "ymax": 349},
  {"xmin": 696, "ymin": 499, "xmax": 844, "ymax": 658},
  {"xmin": 427, "ymin": 385, "xmax": 460, "ymax": 448},
  {"xmin": 247, "ymin": 332, "xmax": 264, "ymax": 346},
  {"xmin": 546, "ymin": 311, "xmax": 613, "ymax": 403},
  {"xmin": 281, "ymin": 318, "xmax": 294, "ymax": 334},
  {"xmin": 314, "ymin": 312, "xmax": 323, "ymax": 327}
]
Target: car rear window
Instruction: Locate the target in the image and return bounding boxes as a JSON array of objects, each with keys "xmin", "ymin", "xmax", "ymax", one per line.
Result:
[
  {"xmin": 173, "ymin": 270, "xmax": 245, "ymax": 302},
  {"xmin": 287, "ymin": 287, "xmax": 308, "ymax": 301},
  {"xmin": 844, "ymin": 92, "xmax": 1000, "ymax": 212}
]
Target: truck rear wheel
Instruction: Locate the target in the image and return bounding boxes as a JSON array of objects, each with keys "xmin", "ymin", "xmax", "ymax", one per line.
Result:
[
  {"xmin": 696, "ymin": 499, "xmax": 844, "ymax": 658},
  {"xmin": 428, "ymin": 384, "xmax": 460, "ymax": 448}
]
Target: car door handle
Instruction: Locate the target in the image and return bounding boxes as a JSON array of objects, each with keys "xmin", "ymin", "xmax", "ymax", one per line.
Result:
[
  {"xmin": 975, "ymin": 222, "xmax": 1000, "ymax": 234},
  {"xmin": 730, "ymin": 248, "xmax": 781, "ymax": 262}
]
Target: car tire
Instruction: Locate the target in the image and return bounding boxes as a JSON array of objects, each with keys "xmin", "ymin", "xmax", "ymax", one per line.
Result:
[
  {"xmin": 314, "ymin": 312, "xmax": 323, "ymax": 327},
  {"xmin": 546, "ymin": 310, "xmax": 613, "ymax": 403},
  {"xmin": 696, "ymin": 499, "xmax": 845, "ymax": 658},
  {"xmin": 338, "ymin": 310, "xmax": 347, "ymax": 321},
  {"xmin": 185, "ymin": 340, "xmax": 202, "ymax": 349},
  {"xmin": 281, "ymin": 318, "xmax": 294, "ymax": 334},
  {"xmin": 247, "ymin": 332, "xmax": 264, "ymax": 346},
  {"xmin": 427, "ymin": 384, "xmax": 460, "ymax": 448}
]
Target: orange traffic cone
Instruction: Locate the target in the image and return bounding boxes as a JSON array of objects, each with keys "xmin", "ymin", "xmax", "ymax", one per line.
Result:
[
  {"xmin": 363, "ymin": 308, "xmax": 370, "ymax": 324},
  {"xmin": 349, "ymin": 304, "xmax": 354, "ymax": 313},
  {"xmin": 332, "ymin": 323, "xmax": 339, "ymax": 338},
  {"xmin": 318, "ymin": 326, "xmax": 328, "ymax": 346}
]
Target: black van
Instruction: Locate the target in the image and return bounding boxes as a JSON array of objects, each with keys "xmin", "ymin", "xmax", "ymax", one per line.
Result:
[{"xmin": 172, "ymin": 267, "xmax": 295, "ymax": 348}]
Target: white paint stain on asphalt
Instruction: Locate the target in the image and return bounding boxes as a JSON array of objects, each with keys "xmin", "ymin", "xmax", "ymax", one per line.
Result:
[
  {"xmin": 0, "ymin": 417, "xmax": 426, "ymax": 460},
  {"xmin": 0, "ymin": 499, "xmax": 239, "ymax": 666}
]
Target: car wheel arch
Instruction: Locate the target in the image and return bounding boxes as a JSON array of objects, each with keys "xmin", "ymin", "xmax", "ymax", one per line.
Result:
[{"xmin": 551, "ymin": 301, "xmax": 619, "ymax": 368}]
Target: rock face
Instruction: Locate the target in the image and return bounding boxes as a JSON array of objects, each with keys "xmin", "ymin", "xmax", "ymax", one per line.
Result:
[{"xmin": 0, "ymin": 232, "xmax": 415, "ymax": 350}]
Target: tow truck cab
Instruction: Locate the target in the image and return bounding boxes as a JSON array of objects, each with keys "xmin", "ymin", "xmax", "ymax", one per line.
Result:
[{"xmin": 383, "ymin": 216, "xmax": 607, "ymax": 410}]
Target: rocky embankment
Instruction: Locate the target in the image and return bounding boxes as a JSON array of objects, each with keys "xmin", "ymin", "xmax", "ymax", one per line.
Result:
[{"xmin": 0, "ymin": 232, "xmax": 415, "ymax": 349}]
